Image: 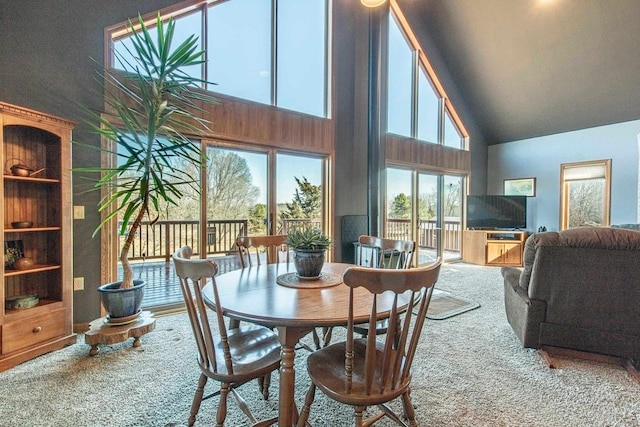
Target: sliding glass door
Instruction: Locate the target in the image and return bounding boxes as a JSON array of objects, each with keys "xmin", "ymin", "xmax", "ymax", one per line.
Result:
[
  {"xmin": 113, "ymin": 139, "xmax": 330, "ymax": 310},
  {"xmin": 276, "ymin": 153, "xmax": 325, "ymax": 235},
  {"xmin": 386, "ymin": 167, "xmax": 464, "ymax": 265},
  {"xmin": 205, "ymin": 146, "xmax": 269, "ymax": 254}
]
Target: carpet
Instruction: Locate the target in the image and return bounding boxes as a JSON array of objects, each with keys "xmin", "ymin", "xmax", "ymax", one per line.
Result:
[
  {"xmin": 1, "ymin": 262, "xmax": 639, "ymax": 427},
  {"xmin": 426, "ymin": 289, "xmax": 480, "ymax": 320}
]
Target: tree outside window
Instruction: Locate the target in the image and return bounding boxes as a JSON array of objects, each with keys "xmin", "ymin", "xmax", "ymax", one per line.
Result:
[{"xmin": 560, "ymin": 159, "xmax": 611, "ymax": 230}]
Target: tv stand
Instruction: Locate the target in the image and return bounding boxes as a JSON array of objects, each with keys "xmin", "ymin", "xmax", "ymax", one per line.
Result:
[{"xmin": 462, "ymin": 230, "xmax": 528, "ymax": 266}]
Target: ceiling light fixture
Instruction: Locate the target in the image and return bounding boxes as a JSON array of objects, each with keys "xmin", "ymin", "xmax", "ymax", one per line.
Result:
[{"xmin": 361, "ymin": 0, "xmax": 386, "ymax": 7}]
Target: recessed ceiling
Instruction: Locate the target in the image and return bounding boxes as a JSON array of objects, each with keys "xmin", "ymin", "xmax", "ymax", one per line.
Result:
[{"xmin": 415, "ymin": 0, "xmax": 640, "ymax": 144}]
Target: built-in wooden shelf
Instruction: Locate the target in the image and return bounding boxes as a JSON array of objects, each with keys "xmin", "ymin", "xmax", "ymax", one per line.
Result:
[
  {"xmin": 4, "ymin": 265, "xmax": 61, "ymax": 277},
  {"xmin": 3, "ymin": 175, "xmax": 60, "ymax": 184},
  {"xmin": 1, "ymin": 101, "xmax": 75, "ymax": 372}
]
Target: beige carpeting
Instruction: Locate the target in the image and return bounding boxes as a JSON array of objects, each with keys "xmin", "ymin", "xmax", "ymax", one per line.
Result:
[{"xmin": 1, "ymin": 263, "xmax": 639, "ymax": 426}]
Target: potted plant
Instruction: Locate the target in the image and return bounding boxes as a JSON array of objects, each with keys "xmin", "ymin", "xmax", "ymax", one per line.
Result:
[
  {"xmin": 285, "ymin": 229, "xmax": 332, "ymax": 278},
  {"xmin": 76, "ymin": 14, "xmax": 218, "ymax": 320}
]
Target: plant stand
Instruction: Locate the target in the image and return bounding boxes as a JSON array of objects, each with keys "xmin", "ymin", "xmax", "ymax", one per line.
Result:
[{"xmin": 85, "ymin": 310, "xmax": 156, "ymax": 356}]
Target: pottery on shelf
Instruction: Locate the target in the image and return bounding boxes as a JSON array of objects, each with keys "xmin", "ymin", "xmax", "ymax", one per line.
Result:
[{"xmin": 13, "ymin": 257, "xmax": 35, "ymax": 270}]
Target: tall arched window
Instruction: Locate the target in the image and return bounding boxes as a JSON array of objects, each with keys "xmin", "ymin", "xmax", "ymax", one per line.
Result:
[{"xmin": 386, "ymin": 2, "xmax": 468, "ymax": 150}]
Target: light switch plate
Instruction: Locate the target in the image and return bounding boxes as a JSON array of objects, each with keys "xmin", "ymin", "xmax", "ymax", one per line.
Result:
[{"xmin": 73, "ymin": 205, "xmax": 85, "ymax": 220}]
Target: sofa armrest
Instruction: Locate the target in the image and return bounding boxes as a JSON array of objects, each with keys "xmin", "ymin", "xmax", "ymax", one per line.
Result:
[
  {"xmin": 501, "ymin": 266, "xmax": 522, "ymax": 288},
  {"xmin": 502, "ymin": 266, "xmax": 531, "ymax": 302}
]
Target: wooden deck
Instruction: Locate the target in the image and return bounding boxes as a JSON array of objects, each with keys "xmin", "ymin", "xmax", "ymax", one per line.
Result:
[{"xmin": 119, "ymin": 255, "xmax": 243, "ymax": 310}]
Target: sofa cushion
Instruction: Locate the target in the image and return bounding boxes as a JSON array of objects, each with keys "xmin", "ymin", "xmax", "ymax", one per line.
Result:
[{"xmin": 518, "ymin": 227, "xmax": 640, "ymax": 291}]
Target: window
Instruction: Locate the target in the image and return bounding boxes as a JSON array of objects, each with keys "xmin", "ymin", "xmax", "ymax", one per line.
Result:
[
  {"xmin": 109, "ymin": 0, "xmax": 329, "ymax": 117},
  {"xmin": 277, "ymin": 0, "xmax": 327, "ymax": 116},
  {"xmin": 560, "ymin": 160, "xmax": 611, "ymax": 230},
  {"xmin": 386, "ymin": 2, "xmax": 468, "ymax": 149},
  {"xmin": 207, "ymin": 0, "xmax": 271, "ymax": 104},
  {"xmin": 443, "ymin": 109, "xmax": 463, "ymax": 149},
  {"xmin": 417, "ymin": 65, "xmax": 439, "ymax": 144},
  {"xmin": 114, "ymin": 11, "xmax": 203, "ymax": 81},
  {"xmin": 387, "ymin": 14, "xmax": 413, "ymax": 136}
]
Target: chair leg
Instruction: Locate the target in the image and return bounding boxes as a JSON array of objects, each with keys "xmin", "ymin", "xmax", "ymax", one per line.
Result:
[
  {"xmin": 312, "ymin": 328, "xmax": 321, "ymax": 350},
  {"xmin": 400, "ymin": 390, "xmax": 418, "ymax": 427},
  {"xmin": 258, "ymin": 372, "xmax": 271, "ymax": 400},
  {"xmin": 228, "ymin": 318, "xmax": 240, "ymax": 330},
  {"xmin": 296, "ymin": 384, "xmax": 316, "ymax": 427},
  {"xmin": 231, "ymin": 387, "xmax": 258, "ymax": 424},
  {"xmin": 188, "ymin": 373, "xmax": 208, "ymax": 426},
  {"xmin": 217, "ymin": 383, "xmax": 230, "ymax": 427},
  {"xmin": 354, "ymin": 406, "xmax": 364, "ymax": 427},
  {"xmin": 322, "ymin": 326, "xmax": 333, "ymax": 347}
]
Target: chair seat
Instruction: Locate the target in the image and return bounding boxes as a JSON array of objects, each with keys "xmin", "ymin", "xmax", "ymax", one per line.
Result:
[
  {"xmin": 206, "ymin": 324, "xmax": 281, "ymax": 383},
  {"xmin": 306, "ymin": 338, "xmax": 410, "ymax": 407},
  {"xmin": 353, "ymin": 319, "xmax": 390, "ymax": 336}
]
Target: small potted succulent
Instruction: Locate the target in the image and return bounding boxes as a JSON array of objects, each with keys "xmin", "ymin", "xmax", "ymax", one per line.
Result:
[{"xmin": 285, "ymin": 229, "xmax": 332, "ymax": 278}]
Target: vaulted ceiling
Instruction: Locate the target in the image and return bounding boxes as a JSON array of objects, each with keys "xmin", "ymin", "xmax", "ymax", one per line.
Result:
[{"xmin": 415, "ymin": 0, "xmax": 640, "ymax": 144}]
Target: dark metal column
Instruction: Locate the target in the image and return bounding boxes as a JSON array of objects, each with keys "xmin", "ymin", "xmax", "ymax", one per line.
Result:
[{"xmin": 367, "ymin": 6, "xmax": 385, "ymax": 237}]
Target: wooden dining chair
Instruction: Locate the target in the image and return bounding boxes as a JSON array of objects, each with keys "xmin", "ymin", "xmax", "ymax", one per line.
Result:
[
  {"xmin": 230, "ymin": 235, "xmax": 289, "ymax": 333},
  {"xmin": 236, "ymin": 234, "xmax": 289, "ymax": 268},
  {"xmin": 354, "ymin": 235, "xmax": 416, "ymax": 338},
  {"xmin": 296, "ymin": 258, "xmax": 442, "ymax": 427},
  {"xmin": 172, "ymin": 246, "xmax": 281, "ymax": 427}
]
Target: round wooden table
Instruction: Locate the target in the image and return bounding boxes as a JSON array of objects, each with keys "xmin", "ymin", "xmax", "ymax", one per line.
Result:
[{"xmin": 202, "ymin": 262, "xmax": 407, "ymax": 426}]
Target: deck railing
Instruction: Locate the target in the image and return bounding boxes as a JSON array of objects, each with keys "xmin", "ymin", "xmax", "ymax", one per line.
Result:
[
  {"xmin": 387, "ymin": 219, "xmax": 462, "ymax": 252},
  {"xmin": 119, "ymin": 217, "xmax": 461, "ymax": 262},
  {"xmin": 118, "ymin": 219, "xmax": 248, "ymax": 261}
]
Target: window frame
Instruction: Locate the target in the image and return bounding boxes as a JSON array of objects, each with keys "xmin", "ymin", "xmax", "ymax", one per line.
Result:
[{"xmin": 559, "ymin": 159, "xmax": 612, "ymax": 230}]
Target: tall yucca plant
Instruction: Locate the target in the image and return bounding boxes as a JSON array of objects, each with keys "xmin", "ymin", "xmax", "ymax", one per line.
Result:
[{"xmin": 76, "ymin": 14, "xmax": 218, "ymax": 289}]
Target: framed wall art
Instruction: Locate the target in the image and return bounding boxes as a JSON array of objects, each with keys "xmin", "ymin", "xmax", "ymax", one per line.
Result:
[
  {"xmin": 4, "ymin": 240, "xmax": 24, "ymax": 269},
  {"xmin": 504, "ymin": 177, "xmax": 536, "ymax": 197}
]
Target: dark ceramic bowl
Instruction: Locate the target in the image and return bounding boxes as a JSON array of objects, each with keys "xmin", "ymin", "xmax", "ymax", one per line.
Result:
[{"xmin": 11, "ymin": 221, "xmax": 34, "ymax": 228}]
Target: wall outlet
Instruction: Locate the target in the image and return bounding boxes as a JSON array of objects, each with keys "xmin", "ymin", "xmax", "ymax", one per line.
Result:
[
  {"xmin": 73, "ymin": 277, "xmax": 84, "ymax": 291},
  {"xmin": 73, "ymin": 205, "xmax": 85, "ymax": 220}
]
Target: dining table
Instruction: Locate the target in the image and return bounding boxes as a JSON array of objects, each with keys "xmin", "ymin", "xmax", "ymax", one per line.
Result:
[{"xmin": 201, "ymin": 261, "xmax": 410, "ymax": 427}]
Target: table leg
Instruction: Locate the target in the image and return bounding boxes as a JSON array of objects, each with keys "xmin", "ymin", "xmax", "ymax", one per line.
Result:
[{"xmin": 276, "ymin": 327, "xmax": 305, "ymax": 427}]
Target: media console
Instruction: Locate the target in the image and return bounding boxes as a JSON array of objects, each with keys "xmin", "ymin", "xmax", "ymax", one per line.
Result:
[{"xmin": 462, "ymin": 229, "xmax": 528, "ymax": 267}]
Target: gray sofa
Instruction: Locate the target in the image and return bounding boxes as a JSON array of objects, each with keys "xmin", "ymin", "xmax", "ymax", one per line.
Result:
[{"xmin": 501, "ymin": 227, "xmax": 640, "ymax": 360}]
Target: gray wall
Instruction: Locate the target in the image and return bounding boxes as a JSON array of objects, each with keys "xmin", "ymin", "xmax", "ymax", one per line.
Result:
[
  {"xmin": 0, "ymin": 0, "xmax": 487, "ymax": 324},
  {"xmin": 0, "ymin": 0, "xmax": 184, "ymax": 324},
  {"xmin": 487, "ymin": 120, "xmax": 640, "ymax": 231}
]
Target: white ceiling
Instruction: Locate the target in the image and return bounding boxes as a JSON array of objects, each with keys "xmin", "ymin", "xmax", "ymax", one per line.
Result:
[{"xmin": 414, "ymin": 0, "xmax": 640, "ymax": 144}]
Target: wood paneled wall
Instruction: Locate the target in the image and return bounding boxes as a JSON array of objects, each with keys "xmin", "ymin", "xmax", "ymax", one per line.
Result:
[
  {"xmin": 108, "ymin": 84, "xmax": 335, "ymax": 155},
  {"xmin": 197, "ymin": 93, "xmax": 334, "ymax": 154},
  {"xmin": 385, "ymin": 133, "xmax": 470, "ymax": 174}
]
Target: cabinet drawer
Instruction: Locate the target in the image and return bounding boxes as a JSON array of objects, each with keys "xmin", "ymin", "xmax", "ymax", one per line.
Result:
[{"xmin": 2, "ymin": 309, "xmax": 66, "ymax": 354}]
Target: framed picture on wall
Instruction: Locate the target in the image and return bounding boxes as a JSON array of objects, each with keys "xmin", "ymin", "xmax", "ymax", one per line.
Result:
[
  {"xmin": 504, "ymin": 177, "xmax": 536, "ymax": 197},
  {"xmin": 4, "ymin": 240, "xmax": 24, "ymax": 269}
]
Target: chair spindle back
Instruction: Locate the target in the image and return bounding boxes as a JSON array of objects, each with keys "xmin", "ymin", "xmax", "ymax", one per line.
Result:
[
  {"xmin": 343, "ymin": 259, "xmax": 442, "ymax": 394},
  {"xmin": 358, "ymin": 235, "xmax": 416, "ymax": 270},
  {"xmin": 236, "ymin": 235, "xmax": 289, "ymax": 268},
  {"xmin": 173, "ymin": 246, "xmax": 229, "ymax": 373}
]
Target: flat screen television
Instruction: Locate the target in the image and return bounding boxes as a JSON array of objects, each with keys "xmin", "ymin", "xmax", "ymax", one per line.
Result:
[{"xmin": 466, "ymin": 195, "xmax": 527, "ymax": 229}]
